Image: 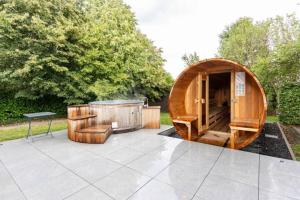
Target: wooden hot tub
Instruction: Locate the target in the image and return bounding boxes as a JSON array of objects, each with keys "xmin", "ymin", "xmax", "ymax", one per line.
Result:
[
  {"xmin": 89, "ymin": 100, "xmax": 144, "ymax": 132},
  {"xmin": 67, "ymin": 100, "xmax": 160, "ymax": 144}
]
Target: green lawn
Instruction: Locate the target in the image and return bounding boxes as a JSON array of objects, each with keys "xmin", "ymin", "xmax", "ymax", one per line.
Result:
[
  {"xmin": 0, "ymin": 121, "xmax": 67, "ymax": 142},
  {"xmin": 161, "ymin": 112, "xmax": 278, "ymax": 124},
  {"xmin": 0, "ymin": 113, "xmax": 280, "ymax": 142},
  {"xmin": 266, "ymin": 115, "xmax": 279, "ymax": 123},
  {"xmin": 292, "ymin": 144, "xmax": 300, "ymax": 161},
  {"xmin": 160, "ymin": 112, "xmax": 172, "ymax": 125}
]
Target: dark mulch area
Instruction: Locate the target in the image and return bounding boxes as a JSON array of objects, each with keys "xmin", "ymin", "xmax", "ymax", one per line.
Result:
[
  {"xmin": 242, "ymin": 123, "xmax": 292, "ymax": 159},
  {"xmin": 160, "ymin": 123, "xmax": 293, "ymax": 160}
]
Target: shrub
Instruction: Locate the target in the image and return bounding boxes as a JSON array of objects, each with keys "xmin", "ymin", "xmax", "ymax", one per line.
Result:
[
  {"xmin": 278, "ymin": 83, "xmax": 300, "ymax": 125},
  {"xmin": 0, "ymin": 93, "xmax": 67, "ymax": 124}
]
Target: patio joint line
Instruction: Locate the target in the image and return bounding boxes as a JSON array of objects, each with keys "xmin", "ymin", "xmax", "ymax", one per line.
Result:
[
  {"xmin": 0, "ymin": 159, "xmax": 28, "ymax": 200},
  {"xmin": 191, "ymin": 147, "xmax": 225, "ymax": 199},
  {"xmin": 61, "ymin": 185, "xmax": 91, "ymax": 200},
  {"xmin": 124, "ymin": 142, "xmax": 202, "ymax": 200},
  {"xmin": 258, "ymin": 154, "xmax": 261, "ymax": 200},
  {"xmin": 28, "ymin": 142, "xmax": 117, "ymax": 200}
]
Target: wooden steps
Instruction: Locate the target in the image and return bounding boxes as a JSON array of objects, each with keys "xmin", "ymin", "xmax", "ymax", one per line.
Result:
[
  {"xmin": 74, "ymin": 125, "xmax": 112, "ymax": 144},
  {"xmin": 198, "ymin": 130, "xmax": 230, "ymax": 147}
]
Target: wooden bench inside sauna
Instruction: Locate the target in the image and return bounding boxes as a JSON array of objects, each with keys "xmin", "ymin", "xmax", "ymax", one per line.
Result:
[
  {"xmin": 67, "ymin": 100, "xmax": 161, "ymax": 144},
  {"xmin": 169, "ymin": 58, "xmax": 267, "ymax": 149}
]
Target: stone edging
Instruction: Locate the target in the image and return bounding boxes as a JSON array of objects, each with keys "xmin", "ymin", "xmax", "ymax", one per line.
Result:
[{"xmin": 277, "ymin": 122, "xmax": 296, "ymax": 160}]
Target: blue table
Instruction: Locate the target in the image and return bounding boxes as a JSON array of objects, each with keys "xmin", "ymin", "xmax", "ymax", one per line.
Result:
[{"xmin": 23, "ymin": 112, "xmax": 56, "ymax": 141}]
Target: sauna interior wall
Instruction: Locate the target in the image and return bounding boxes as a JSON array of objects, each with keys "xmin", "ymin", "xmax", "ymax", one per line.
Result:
[{"xmin": 209, "ymin": 73, "xmax": 230, "ymax": 108}]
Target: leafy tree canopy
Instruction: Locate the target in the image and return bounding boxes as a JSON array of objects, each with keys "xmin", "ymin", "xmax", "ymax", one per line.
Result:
[
  {"xmin": 218, "ymin": 14, "xmax": 300, "ymax": 112},
  {"xmin": 0, "ymin": 0, "xmax": 172, "ymax": 104},
  {"xmin": 182, "ymin": 52, "xmax": 200, "ymax": 66},
  {"xmin": 218, "ymin": 17, "xmax": 269, "ymax": 67}
]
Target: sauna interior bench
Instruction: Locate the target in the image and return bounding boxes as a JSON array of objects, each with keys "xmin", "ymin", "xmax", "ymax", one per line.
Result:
[{"xmin": 230, "ymin": 118, "xmax": 260, "ymax": 128}]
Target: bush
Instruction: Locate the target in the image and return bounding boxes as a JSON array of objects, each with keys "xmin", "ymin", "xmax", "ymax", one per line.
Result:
[
  {"xmin": 278, "ymin": 83, "xmax": 300, "ymax": 125},
  {"xmin": 0, "ymin": 93, "xmax": 67, "ymax": 124}
]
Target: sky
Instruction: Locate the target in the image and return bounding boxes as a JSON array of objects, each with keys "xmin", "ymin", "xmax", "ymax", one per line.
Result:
[{"xmin": 124, "ymin": 0, "xmax": 300, "ymax": 78}]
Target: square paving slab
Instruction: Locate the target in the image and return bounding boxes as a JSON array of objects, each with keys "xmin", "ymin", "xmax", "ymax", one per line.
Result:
[{"xmin": 1, "ymin": 126, "xmax": 300, "ymax": 200}]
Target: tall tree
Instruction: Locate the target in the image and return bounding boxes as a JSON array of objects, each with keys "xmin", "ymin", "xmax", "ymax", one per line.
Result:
[
  {"xmin": 252, "ymin": 38, "xmax": 300, "ymax": 111},
  {"xmin": 0, "ymin": 0, "xmax": 172, "ymax": 104},
  {"xmin": 218, "ymin": 14, "xmax": 300, "ymax": 112},
  {"xmin": 78, "ymin": 0, "xmax": 172, "ymax": 101},
  {"xmin": 267, "ymin": 14, "xmax": 300, "ymax": 49},
  {"xmin": 182, "ymin": 52, "xmax": 200, "ymax": 66},
  {"xmin": 218, "ymin": 17, "xmax": 269, "ymax": 67},
  {"xmin": 0, "ymin": 0, "xmax": 90, "ymax": 104}
]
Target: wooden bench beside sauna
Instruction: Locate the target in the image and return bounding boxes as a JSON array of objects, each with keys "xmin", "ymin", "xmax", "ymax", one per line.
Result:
[
  {"xmin": 67, "ymin": 100, "xmax": 161, "ymax": 144},
  {"xmin": 169, "ymin": 58, "xmax": 267, "ymax": 149}
]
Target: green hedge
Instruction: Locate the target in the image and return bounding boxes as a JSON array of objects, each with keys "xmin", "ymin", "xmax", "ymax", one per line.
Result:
[
  {"xmin": 278, "ymin": 83, "xmax": 300, "ymax": 125},
  {"xmin": 0, "ymin": 93, "xmax": 67, "ymax": 124}
]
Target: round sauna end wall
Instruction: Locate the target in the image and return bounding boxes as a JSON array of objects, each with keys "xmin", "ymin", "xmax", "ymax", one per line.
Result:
[{"xmin": 168, "ymin": 58, "xmax": 267, "ymax": 149}]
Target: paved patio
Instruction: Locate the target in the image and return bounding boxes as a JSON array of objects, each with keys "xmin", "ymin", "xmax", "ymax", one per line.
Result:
[{"xmin": 1, "ymin": 125, "xmax": 300, "ymax": 200}]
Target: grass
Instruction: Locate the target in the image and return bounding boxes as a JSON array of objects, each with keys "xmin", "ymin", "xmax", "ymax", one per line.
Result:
[
  {"xmin": 161, "ymin": 112, "xmax": 279, "ymax": 125},
  {"xmin": 292, "ymin": 144, "xmax": 300, "ymax": 161},
  {"xmin": 0, "ymin": 113, "xmax": 281, "ymax": 142},
  {"xmin": 160, "ymin": 112, "xmax": 172, "ymax": 125},
  {"xmin": 0, "ymin": 120, "xmax": 67, "ymax": 142},
  {"xmin": 266, "ymin": 115, "xmax": 279, "ymax": 123}
]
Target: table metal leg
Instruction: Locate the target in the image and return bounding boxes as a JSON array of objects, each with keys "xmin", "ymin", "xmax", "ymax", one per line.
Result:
[
  {"xmin": 26, "ymin": 119, "xmax": 32, "ymax": 140},
  {"xmin": 47, "ymin": 118, "xmax": 54, "ymax": 137}
]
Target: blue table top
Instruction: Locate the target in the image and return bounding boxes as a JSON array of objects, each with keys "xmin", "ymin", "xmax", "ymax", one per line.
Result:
[{"xmin": 23, "ymin": 112, "xmax": 56, "ymax": 118}]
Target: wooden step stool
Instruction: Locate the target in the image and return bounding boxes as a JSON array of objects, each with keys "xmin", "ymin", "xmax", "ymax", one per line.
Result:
[{"xmin": 75, "ymin": 125, "xmax": 112, "ymax": 144}]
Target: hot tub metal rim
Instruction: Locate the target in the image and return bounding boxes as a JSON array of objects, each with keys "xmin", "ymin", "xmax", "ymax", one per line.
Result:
[{"xmin": 89, "ymin": 99, "xmax": 144, "ymax": 105}]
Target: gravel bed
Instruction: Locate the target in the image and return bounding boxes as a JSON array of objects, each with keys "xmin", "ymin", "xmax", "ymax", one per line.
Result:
[{"xmin": 160, "ymin": 123, "xmax": 293, "ymax": 159}]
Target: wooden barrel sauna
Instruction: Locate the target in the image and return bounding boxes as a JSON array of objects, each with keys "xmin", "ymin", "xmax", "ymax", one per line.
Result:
[{"xmin": 169, "ymin": 58, "xmax": 267, "ymax": 149}]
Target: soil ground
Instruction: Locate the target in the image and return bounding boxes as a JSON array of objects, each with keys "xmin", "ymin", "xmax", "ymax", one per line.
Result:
[{"xmin": 281, "ymin": 124, "xmax": 300, "ymax": 160}]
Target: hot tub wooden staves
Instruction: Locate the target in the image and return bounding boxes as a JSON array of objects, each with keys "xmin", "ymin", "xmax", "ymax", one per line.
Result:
[
  {"xmin": 168, "ymin": 58, "xmax": 267, "ymax": 149},
  {"xmin": 67, "ymin": 101, "xmax": 161, "ymax": 144}
]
